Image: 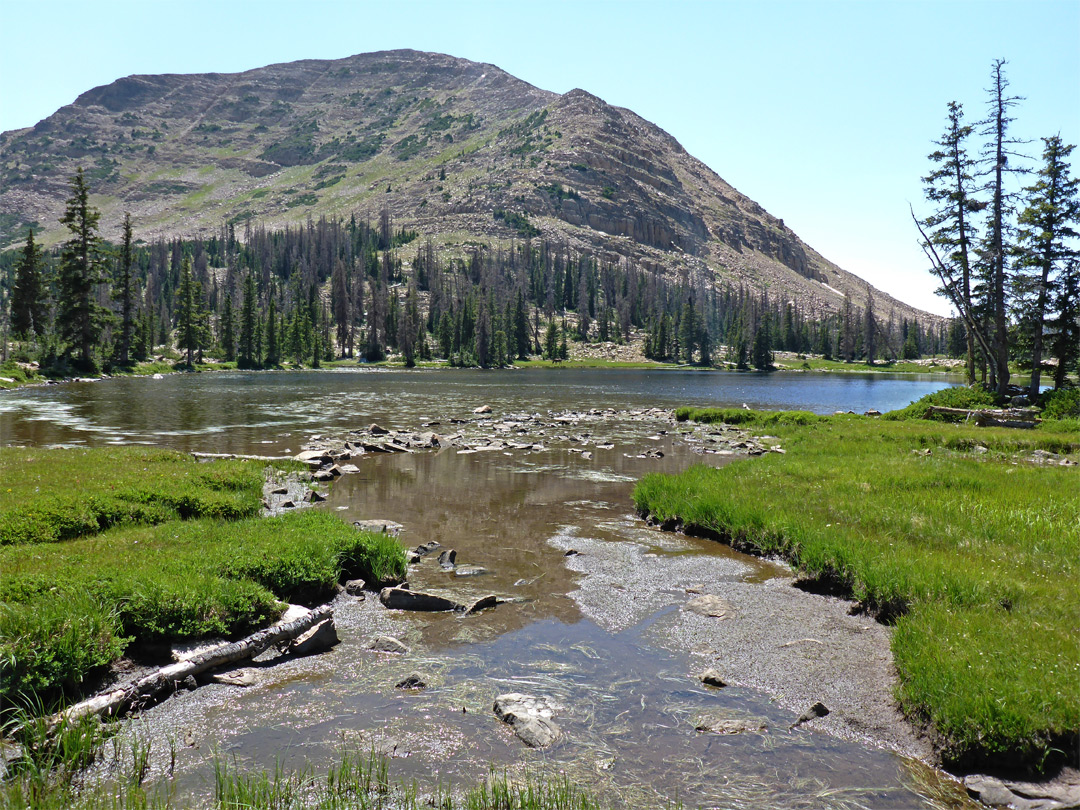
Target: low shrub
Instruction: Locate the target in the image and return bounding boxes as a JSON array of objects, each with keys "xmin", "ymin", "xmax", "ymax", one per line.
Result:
[{"xmin": 1041, "ymin": 386, "xmax": 1080, "ymax": 421}]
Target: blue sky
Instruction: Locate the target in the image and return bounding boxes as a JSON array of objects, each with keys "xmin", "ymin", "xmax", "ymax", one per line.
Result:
[{"xmin": 2, "ymin": 0, "xmax": 1078, "ymax": 316}]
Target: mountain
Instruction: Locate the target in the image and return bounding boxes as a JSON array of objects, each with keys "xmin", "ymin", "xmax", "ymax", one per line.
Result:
[{"xmin": 0, "ymin": 49, "xmax": 932, "ymax": 322}]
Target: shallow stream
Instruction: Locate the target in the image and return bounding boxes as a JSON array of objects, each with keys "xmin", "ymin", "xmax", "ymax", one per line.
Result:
[{"xmin": 1, "ymin": 369, "xmax": 978, "ymax": 808}]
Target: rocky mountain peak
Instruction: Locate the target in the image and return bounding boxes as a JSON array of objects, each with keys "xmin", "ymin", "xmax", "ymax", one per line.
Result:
[{"xmin": 0, "ymin": 50, "xmax": 937, "ymax": 324}]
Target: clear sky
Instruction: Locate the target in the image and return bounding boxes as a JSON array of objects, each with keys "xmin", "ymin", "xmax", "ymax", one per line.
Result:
[{"xmin": 2, "ymin": 0, "xmax": 1078, "ymax": 316}]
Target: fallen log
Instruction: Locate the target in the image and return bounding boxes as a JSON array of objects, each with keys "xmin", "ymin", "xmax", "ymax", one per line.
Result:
[
  {"xmin": 52, "ymin": 604, "xmax": 333, "ymax": 729},
  {"xmin": 191, "ymin": 451, "xmax": 295, "ymax": 461},
  {"xmin": 923, "ymin": 406, "xmax": 1038, "ymax": 428}
]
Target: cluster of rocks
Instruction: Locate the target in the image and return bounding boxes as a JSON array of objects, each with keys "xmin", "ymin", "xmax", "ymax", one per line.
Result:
[
  {"xmin": 288, "ymin": 405, "xmax": 780, "ymax": 477},
  {"xmin": 261, "ymin": 468, "xmax": 325, "ymax": 516},
  {"xmin": 1025, "ymin": 448, "xmax": 1077, "ymax": 467}
]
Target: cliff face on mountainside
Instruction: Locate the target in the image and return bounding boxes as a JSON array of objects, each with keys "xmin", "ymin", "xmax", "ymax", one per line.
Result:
[{"xmin": 0, "ymin": 49, "xmax": 933, "ymax": 322}]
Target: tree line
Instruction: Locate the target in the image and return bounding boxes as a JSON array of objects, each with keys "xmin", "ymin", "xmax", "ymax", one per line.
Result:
[
  {"xmin": 4, "ymin": 171, "xmax": 953, "ymax": 374},
  {"xmin": 917, "ymin": 59, "xmax": 1079, "ymax": 398}
]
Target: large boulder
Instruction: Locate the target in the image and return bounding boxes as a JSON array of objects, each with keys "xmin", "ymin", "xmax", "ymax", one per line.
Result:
[
  {"xmin": 285, "ymin": 618, "xmax": 339, "ymax": 657},
  {"xmin": 380, "ymin": 587, "xmax": 462, "ymax": 612}
]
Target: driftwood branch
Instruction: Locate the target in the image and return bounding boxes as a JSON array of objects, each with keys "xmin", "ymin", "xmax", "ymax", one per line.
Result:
[
  {"xmin": 924, "ymin": 406, "xmax": 1038, "ymax": 429},
  {"xmin": 190, "ymin": 452, "xmax": 294, "ymax": 461},
  {"xmin": 909, "ymin": 206, "xmax": 997, "ymax": 369},
  {"xmin": 53, "ymin": 605, "xmax": 333, "ymax": 729}
]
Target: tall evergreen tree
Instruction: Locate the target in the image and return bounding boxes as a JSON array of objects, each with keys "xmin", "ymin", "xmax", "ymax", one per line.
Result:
[
  {"xmin": 57, "ymin": 168, "xmax": 109, "ymax": 370},
  {"xmin": 920, "ymin": 101, "xmax": 984, "ymax": 383},
  {"xmin": 1050, "ymin": 258, "xmax": 1079, "ymax": 388},
  {"xmin": 752, "ymin": 317, "xmax": 773, "ymax": 369},
  {"xmin": 265, "ymin": 298, "xmax": 279, "ymax": 367},
  {"xmin": 11, "ymin": 229, "xmax": 48, "ymax": 338},
  {"xmin": 863, "ymin": 288, "xmax": 876, "ymax": 365},
  {"xmin": 175, "ymin": 257, "xmax": 201, "ymax": 367},
  {"xmin": 238, "ymin": 272, "xmax": 257, "ymax": 368},
  {"xmin": 114, "ymin": 213, "xmax": 136, "ymax": 366},
  {"xmin": 514, "ymin": 290, "xmax": 531, "ymax": 358},
  {"xmin": 220, "ymin": 293, "xmax": 235, "ymax": 362},
  {"xmin": 979, "ymin": 59, "xmax": 1025, "ymax": 395},
  {"xmin": 1015, "ymin": 136, "xmax": 1079, "ymax": 395},
  {"xmin": 679, "ymin": 299, "xmax": 697, "ymax": 363}
]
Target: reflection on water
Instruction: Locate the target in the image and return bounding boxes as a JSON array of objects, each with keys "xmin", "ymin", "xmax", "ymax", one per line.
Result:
[{"xmin": 0, "ymin": 368, "xmax": 956, "ymax": 451}]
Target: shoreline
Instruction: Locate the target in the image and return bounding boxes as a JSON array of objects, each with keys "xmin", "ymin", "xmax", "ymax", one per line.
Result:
[{"xmin": 0, "ymin": 354, "xmax": 967, "ymax": 396}]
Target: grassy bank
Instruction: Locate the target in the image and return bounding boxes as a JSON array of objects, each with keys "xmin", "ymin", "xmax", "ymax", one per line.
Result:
[
  {"xmin": 0, "ymin": 510, "xmax": 405, "ymax": 708},
  {"xmin": 0, "ymin": 446, "xmax": 406, "ymax": 714},
  {"xmin": 0, "ymin": 446, "xmax": 269, "ymax": 545},
  {"xmin": 634, "ymin": 403, "xmax": 1079, "ymax": 769}
]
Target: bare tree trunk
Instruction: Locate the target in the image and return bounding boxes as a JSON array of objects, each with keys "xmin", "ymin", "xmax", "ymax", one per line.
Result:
[{"xmin": 53, "ymin": 605, "xmax": 333, "ymax": 729}]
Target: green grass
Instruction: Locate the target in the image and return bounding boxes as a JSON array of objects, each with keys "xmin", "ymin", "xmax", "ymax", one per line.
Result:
[
  {"xmin": 0, "ymin": 447, "xmax": 265, "ymax": 545},
  {"xmin": 0, "ymin": 359, "xmax": 42, "ymax": 389},
  {"xmin": 515, "ymin": 358, "xmax": 680, "ymax": 370},
  {"xmin": 1, "ymin": 748, "xmax": 604, "ymax": 809},
  {"xmin": 634, "ymin": 409, "xmax": 1079, "ymax": 769},
  {"xmin": 777, "ymin": 357, "xmax": 967, "ymax": 374},
  {"xmin": 0, "ymin": 510, "xmax": 407, "ymax": 708}
]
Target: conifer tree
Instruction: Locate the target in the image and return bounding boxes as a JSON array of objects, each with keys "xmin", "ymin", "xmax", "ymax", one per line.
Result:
[
  {"xmin": 979, "ymin": 59, "xmax": 1025, "ymax": 395},
  {"xmin": 238, "ymin": 272, "xmax": 257, "ymax": 368},
  {"xmin": 265, "ymin": 298, "xmax": 279, "ymax": 367},
  {"xmin": 1015, "ymin": 136, "xmax": 1078, "ymax": 395},
  {"xmin": 514, "ymin": 291, "xmax": 531, "ymax": 358},
  {"xmin": 920, "ymin": 101, "xmax": 984, "ymax": 383},
  {"xmin": 175, "ymin": 257, "xmax": 201, "ymax": 367},
  {"xmin": 1050, "ymin": 259, "xmax": 1079, "ymax": 388},
  {"xmin": 864, "ymin": 288, "xmax": 876, "ymax": 365},
  {"xmin": 752, "ymin": 317, "xmax": 773, "ymax": 369},
  {"xmin": 11, "ymin": 229, "xmax": 48, "ymax": 338},
  {"xmin": 114, "ymin": 213, "xmax": 136, "ymax": 366},
  {"xmin": 220, "ymin": 294, "xmax": 235, "ymax": 362},
  {"xmin": 57, "ymin": 168, "xmax": 109, "ymax": 370},
  {"xmin": 679, "ymin": 299, "xmax": 697, "ymax": 363}
]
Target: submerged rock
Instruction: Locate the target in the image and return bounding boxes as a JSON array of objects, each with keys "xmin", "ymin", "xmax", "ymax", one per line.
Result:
[
  {"xmin": 395, "ymin": 673, "xmax": 427, "ymax": 690},
  {"xmin": 493, "ymin": 693, "xmax": 561, "ymax": 748},
  {"xmin": 208, "ymin": 669, "xmax": 257, "ymax": 687},
  {"xmin": 369, "ymin": 635, "xmax": 409, "ymax": 654},
  {"xmin": 454, "ymin": 565, "xmax": 489, "ymax": 577},
  {"xmin": 354, "ymin": 519, "xmax": 404, "ymax": 536},
  {"xmin": 694, "ymin": 711, "xmax": 768, "ymax": 735},
  {"xmin": 683, "ymin": 594, "xmax": 735, "ymax": 619}
]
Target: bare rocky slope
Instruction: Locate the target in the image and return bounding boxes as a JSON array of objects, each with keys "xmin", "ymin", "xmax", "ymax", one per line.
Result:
[{"xmin": 1, "ymin": 49, "xmax": 933, "ymax": 322}]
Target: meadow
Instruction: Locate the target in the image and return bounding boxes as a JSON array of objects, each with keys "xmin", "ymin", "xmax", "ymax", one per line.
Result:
[{"xmin": 634, "ymin": 395, "xmax": 1079, "ymax": 768}]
